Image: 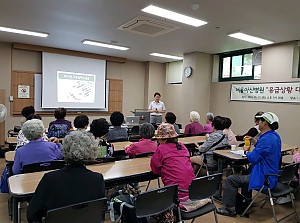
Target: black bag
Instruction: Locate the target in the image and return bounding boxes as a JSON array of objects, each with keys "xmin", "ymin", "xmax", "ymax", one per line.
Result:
[{"xmin": 235, "ymin": 192, "xmax": 250, "ymax": 216}]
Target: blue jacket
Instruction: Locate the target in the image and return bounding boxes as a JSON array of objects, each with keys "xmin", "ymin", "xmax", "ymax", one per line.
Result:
[{"xmin": 246, "ymin": 130, "xmax": 281, "ymax": 190}]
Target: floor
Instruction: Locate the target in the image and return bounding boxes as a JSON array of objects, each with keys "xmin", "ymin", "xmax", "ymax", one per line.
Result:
[{"xmin": 0, "ymin": 157, "xmax": 299, "ymax": 223}]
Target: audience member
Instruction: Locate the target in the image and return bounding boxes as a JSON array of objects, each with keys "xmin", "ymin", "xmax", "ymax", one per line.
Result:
[
  {"xmin": 74, "ymin": 114, "xmax": 89, "ymax": 130},
  {"xmin": 235, "ymin": 111, "xmax": 264, "ymax": 142},
  {"xmin": 184, "ymin": 111, "xmax": 204, "ymax": 136},
  {"xmin": 165, "ymin": 112, "xmax": 180, "ymax": 134},
  {"xmin": 203, "ymin": 112, "xmax": 214, "ymax": 133},
  {"xmin": 151, "ymin": 123, "xmax": 195, "ymax": 202},
  {"xmin": 16, "ymin": 114, "xmax": 49, "ymax": 148},
  {"xmin": 292, "ymin": 148, "xmax": 300, "ymax": 185},
  {"xmin": 107, "ymin": 111, "xmax": 128, "ymax": 142},
  {"xmin": 48, "ymin": 107, "xmax": 72, "ymax": 138},
  {"xmin": 223, "ymin": 117, "xmax": 238, "ymax": 146},
  {"xmin": 27, "ymin": 131, "xmax": 105, "ymax": 223},
  {"xmin": 125, "ymin": 123, "xmax": 157, "ymax": 158},
  {"xmin": 90, "ymin": 118, "xmax": 113, "ymax": 157},
  {"xmin": 217, "ymin": 112, "xmax": 281, "ymax": 217},
  {"xmin": 13, "ymin": 119, "xmax": 63, "ymax": 174},
  {"xmin": 190, "ymin": 116, "xmax": 228, "ymax": 170},
  {"xmin": 20, "ymin": 106, "xmax": 35, "ymax": 126}
]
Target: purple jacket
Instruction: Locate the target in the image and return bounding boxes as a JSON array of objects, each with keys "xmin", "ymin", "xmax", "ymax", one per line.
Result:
[
  {"xmin": 184, "ymin": 122, "xmax": 204, "ymax": 135},
  {"xmin": 150, "ymin": 142, "xmax": 195, "ymax": 201},
  {"xmin": 13, "ymin": 140, "xmax": 64, "ymax": 174}
]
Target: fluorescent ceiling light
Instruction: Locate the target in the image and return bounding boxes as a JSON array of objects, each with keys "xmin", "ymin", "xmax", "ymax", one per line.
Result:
[
  {"xmin": 0, "ymin": 26, "xmax": 48, "ymax": 37},
  {"xmin": 228, "ymin": 32, "xmax": 273, "ymax": 45},
  {"xmin": 82, "ymin": 40, "xmax": 129, "ymax": 50},
  {"xmin": 142, "ymin": 5, "xmax": 207, "ymax": 27},
  {"xmin": 150, "ymin": 53, "xmax": 183, "ymax": 60}
]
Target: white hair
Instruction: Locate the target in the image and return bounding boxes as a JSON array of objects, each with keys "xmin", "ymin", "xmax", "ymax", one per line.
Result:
[
  {"xmin": 190, "ymin": 111, "xmax": 200, "ymax": 122},
  {"xmin": 22, "ymin": 119, "xmax": 44, "ymax": 141}
]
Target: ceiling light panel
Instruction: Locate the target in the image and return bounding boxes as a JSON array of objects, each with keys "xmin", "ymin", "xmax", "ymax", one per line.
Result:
[
  {"xmin": 228, "ymin": 32, "xmax": 273, "ymax": 45},
  {"xmin": 150, "ymin": 53, "xmax": 183, "ymax": 60},
  {"xmin": 142, "ymin": 5, "xmax": 207, "ymax": 27},
  {"xmin": 0, "ymin": 26, "xmax": 48, "ymax": 37},
  {"xmin": 82, "ymin": 40, "xmax": 129, "ymax": 51}
]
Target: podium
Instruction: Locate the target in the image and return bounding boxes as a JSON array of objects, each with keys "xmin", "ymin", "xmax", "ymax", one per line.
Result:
[{"xmin": 131, "ymin": 109, "xmax": 150, "ymax": 124}]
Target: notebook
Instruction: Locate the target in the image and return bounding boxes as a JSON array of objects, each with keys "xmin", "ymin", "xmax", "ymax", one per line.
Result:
[{"xmin": 126, "ymin": 116, "xmax": 140, "ymax": 125}]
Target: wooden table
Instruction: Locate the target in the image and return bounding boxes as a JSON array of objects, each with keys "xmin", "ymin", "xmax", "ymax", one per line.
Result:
[
  {"xmin": 111, "ymin": 141, "xmax": 132, "ymax": 151},
  {"xmin": 6, "ymin": 137, "xmax": 17, "ymax": 144},
  {"xmin": 8, "ymin": 157, "xmax": 155, "ymax": 223},
  {"xmin": 178, "ymin": 136, "xmax": 206, "ymax": 145},
  {"xmin": 4, "ymin": 141, "xmax": 134, "ymax": 163},
  {"xmin": 5, "ymin": 151, "xmax": 15, "ymax": 163}
]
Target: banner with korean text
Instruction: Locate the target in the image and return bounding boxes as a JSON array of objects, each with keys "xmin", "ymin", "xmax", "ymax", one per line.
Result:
[{"xmin": 231, "ymin": 82, "xmax": 300, "ymax": 103}]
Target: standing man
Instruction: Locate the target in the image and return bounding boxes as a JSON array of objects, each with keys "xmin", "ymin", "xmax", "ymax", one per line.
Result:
[
  {"xmin": 148, "ymin": 92, "xmax": 166, "ymax": 125},
  {"xmin": 217, "ymin": 112, "xmax": 281, "ymax": 217}
]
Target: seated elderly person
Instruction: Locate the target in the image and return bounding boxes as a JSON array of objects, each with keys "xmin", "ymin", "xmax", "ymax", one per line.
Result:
[
  {"xmin": 12, "ymin": 119, "xmax": 63, "ymax": 175},
  {"xmin": 90, "ymin": 118, "xmax": 113, "ymax": 157},
  {"xmin": 204, "ymin": 112, "xmax": 214, "ymax": 133},
  {"xmin": 184, "ymin": 111, "xmax": 204, "ymax": 136},
  {"xmin": 107, "ymin": 111, "xmax": 128, "ymax": 142},
  {"xmin": 74, "ymin": 114, "xmax": 89, "ymax": 130},
  {"xmin": 27, "ymin": 131, "xmax": 105, "ymax": 223},
  {"xmin": 16, "ymin": 114, "xmax": 49, "ymax": 149},
  {"xmin": 125, "ymin": 123, "xmax": 157, "ymax": 158},
  {"xmin": 165, "ymin": 112, "xmax": 180, "ymax": 134}
]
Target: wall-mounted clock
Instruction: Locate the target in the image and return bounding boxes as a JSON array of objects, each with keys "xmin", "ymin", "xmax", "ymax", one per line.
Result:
[{"xmin": 183, "ymin": 66, "xmax": 193, "ymax": 78}]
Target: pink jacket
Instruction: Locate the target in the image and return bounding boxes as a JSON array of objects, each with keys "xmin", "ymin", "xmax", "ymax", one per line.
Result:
[
  {"xmin": 293, "ymin": 153, "xmax": 300, "ymax": 178},
  {"xmin": 223, "ymin": 128, "xmax": 238, "ymax": 146},
  {"xmin": 150, "ymin": 142, "xmax": 195, "ymax": 201},
  {"xmin": 125, "ymin": 139, "xmax": 157, "ymax": 158}
]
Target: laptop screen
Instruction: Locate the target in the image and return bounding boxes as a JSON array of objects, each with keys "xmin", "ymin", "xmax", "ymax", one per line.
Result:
[{"xmin": 126, "ymin": 116, "xmax": 140, "ymax": 125}]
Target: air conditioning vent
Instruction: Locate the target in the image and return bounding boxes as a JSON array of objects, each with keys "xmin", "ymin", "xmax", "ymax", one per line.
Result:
[{"xmin": 118, "ymin": 15, "xmax": 180, "ymax": 37}]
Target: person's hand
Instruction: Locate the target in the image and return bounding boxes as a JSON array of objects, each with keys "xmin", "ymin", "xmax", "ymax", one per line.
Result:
[
  {"xmin": 205, "ymin": 134, "xmax": 209, "ymax": 139},
  {"xmin": 243, "ymin": 136, "xmax": 252, "ymax": 140},
  {"xmin": 49, "ymin": 137, "xmax": 59, "ymax": 144},
  {"xmin": 243, "ymin": 145, "xmax": 251, "ymax": 152},
  {"xmin": 291, "ymin": 148, "xmax": 299, "ymax": 155}
]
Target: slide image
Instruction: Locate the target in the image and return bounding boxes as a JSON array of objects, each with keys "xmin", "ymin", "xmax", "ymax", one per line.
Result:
[{"xmin": 57, "ymin": 71, "xmax": 96, "ymax": 103}]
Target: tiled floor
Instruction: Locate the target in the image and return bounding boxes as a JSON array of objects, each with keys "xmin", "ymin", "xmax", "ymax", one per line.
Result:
[{"xmin": 0, "ymin": 157, "xmax": 299, "ymax": 223}]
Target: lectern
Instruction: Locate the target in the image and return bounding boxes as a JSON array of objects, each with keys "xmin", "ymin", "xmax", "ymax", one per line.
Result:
[{"xmin": 131, "ymin": 109, "xmax": 150, "ymax": 124}]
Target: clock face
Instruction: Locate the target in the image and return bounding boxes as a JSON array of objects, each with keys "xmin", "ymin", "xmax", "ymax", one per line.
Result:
[{"xmin": 184, "ymin": 66, "xmax": 192, "ymax": 78}]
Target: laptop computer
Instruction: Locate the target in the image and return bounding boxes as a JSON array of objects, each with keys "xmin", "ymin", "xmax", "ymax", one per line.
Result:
[{"xmin": 126, "ymin": 116, "xmax": 140, "ymax": 125}]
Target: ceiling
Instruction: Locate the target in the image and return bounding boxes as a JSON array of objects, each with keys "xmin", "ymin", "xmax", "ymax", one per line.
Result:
[{"xmin": 1, "ymin": 0, "xmax": 300, "ymax": 63}]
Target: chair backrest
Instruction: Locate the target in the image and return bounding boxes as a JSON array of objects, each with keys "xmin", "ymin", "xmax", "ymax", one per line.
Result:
[
  {"xmin": 279, "ymin": 162, "xmax": 299, "ymax": 184},
  {"xmin": 43, "ymin": 197, "xmax": 106, "ymax": 223},
  {"xmin": 129, "ymin": 126, "xmax": 140, "ymax": 135},
  {"xmin": 134, "ymin": 152, "xmax": 154, "ymax": 158},
  {"xmin": 135, "ymin": 184, "xmax": 178, "ymax": 218},
  {"xmin": 22, "ymin": 160, "xmax": 66, "ymax": 174},
  {"xmin": 189, "ymin": 173, "xmax": 222, "ymax": 200}
]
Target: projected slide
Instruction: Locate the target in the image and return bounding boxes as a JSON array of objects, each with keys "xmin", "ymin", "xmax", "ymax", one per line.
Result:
[{"xmin": 57, "ymin": 71, "xmax": 96, "ymax": 103}]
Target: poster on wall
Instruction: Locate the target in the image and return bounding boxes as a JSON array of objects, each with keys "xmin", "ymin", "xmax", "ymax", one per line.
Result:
[
  {"xmin": 231, "ymin": 82, "xmax": 300, "ymax": 103},
  {"xmin": 18, "ymin": 85, "xmax": 30, "ymax": 98}
]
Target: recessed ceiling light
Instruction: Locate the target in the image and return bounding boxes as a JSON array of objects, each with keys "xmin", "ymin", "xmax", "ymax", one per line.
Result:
[
  {"xmin": 228, "ymin": 32, "xmax": 273, "ymax": 45},
  {"xmin": 142, "ymin": 5, "xmax": 207, "ymax": 27},
  {"xmin": 150, "ymin": 53, "xmax": 183, "ymax": 60},
  {"xmin": 82, "ymin": 40, "xmax": 129, "ymax": 51},
  {"xmin": 0, "ymin": 26, "xmax": 48, "ymax": 37}
]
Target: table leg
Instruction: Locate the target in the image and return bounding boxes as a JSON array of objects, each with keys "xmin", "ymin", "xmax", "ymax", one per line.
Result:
[
  {"xmin": 214, "ymin": 157, "xmax": 225, "ymax": 202},
  {"xmin": 12, "ymin": 196, "xmax": 18, "ymax": 223}
]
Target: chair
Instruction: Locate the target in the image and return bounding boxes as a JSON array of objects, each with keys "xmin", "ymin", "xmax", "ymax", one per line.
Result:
[
  {"xmin": 42, "ymin": 197, "xmax": 107, "ymax": 223},
  {"xmin": 135, "ymin": 184, "xmax": 179, "ymax": 219},
  {"xmin": 21, "ymin": 160, "xmax": 66, "ymax": 173},
  {"xmin": 195, "ymin": 145, "xmax": 231, "ymax": 176},
  {"xmin": 241, "ymin": 162, "xmax": 300, "ymax": 223},
  {"xmin": 179, "ymin": 173, "xmax": 223, "ymax": 223},
  {"xmin": 132, "ymin": 152, "xmax": 160, "ymax": 190},
  {"xmin": 128, "ymin": 125, "xmax": 140, "ymax": 136}
]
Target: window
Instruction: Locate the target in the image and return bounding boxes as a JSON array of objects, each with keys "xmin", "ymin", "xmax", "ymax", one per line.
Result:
[{"xmin": 219, "ymin": 49, "xmax": 261, "ymax": 81}]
